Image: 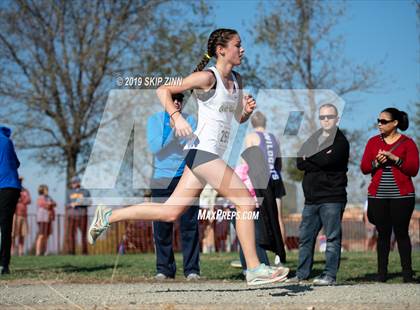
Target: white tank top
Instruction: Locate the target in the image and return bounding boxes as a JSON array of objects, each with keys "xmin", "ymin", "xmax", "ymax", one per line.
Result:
[{"xmin": 185, "ymin": 66, "xmax": 240, "ymax": 156}]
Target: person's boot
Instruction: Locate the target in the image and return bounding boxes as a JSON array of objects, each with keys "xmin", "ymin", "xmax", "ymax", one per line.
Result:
[
  {"xmin": 402, "ymin": 270, "xmax": 415, "ymax": 283},
  {"xmin": 1, "ymin": 266, "xmax": 10, "ymax": 275},
  {"xmin": 376, "ymin": 273, "xmax": 386, "ymax": 282},
  {"xmin": 376, "ymin": 268, "xmax": 387, "ymax": 282}
]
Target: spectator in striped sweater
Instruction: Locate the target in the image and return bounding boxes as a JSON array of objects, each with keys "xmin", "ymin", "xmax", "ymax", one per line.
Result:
[{"xmin": 361, "ymin": 107, "xmax": 419, "ymax": 283}]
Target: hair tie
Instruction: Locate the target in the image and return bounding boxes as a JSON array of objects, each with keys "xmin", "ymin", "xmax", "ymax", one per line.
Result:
[
  {"xmin": 170, "ymin": 110, "xmax": 180, "ymax": 120},
  {"xmin": 204, "ymin": 53, "xmax": 211, "ymax": 60}
]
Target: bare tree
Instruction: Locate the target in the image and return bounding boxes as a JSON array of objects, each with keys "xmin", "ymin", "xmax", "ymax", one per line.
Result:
[
  {"xmin": 254, "ymin": 0, "xmax": 380, "ymax": 129},
  {"xmin": 252, "ymin": 0, "xmax": 382, "ymax": 204},
  {"xmin": 0, "ymin": 0, "xmax": 213, "ymax": 187}
]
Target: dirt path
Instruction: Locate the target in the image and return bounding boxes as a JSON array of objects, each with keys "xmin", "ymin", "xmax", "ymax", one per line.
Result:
[{"xmin": 1, "ymin": 281, "xmax": 419, "ymax": 309}]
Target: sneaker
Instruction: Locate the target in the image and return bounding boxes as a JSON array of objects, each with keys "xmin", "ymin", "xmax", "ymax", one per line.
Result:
[
  {"xmin": 274, "ymin": 255, "xmax": 283, "ymax": 267},
  {"xmin": 87, "ymin": 205, "xmax": 112, "ymax": 245},
  {"xmin": 230, "ymin": 260, "xmax": 242, "ymax": 268},
  {"xmin": 186, "ymin": 273, "xmax": 200, "ymax": 281},
  {"xmin": 402, "ymin": 271, "xmax": 415, "ymax": 283},
  {"xmin": 403, "ymin": 275, "xmax": 416, "ymax": 283},
  {"xmin": 155, "ymin": 273, "xmax": 169, "ymax": 280},
  {"xmin": 313, "ymin": 275, "xmax": 336, "ymax": 286},
  {"xmin": 246, "ymin": 263, "xmax": 289, "ymax": 286},
  {"xmin": 270, "ymin": 265, "xmax": 289, "ymax": 274},
  {"xmin": 273, "ymin": 262, "xmax": 284, "ymax": 268},
  {"xmin": 285, "ymin": 276, "xmax": 303, "ymax": 284}
]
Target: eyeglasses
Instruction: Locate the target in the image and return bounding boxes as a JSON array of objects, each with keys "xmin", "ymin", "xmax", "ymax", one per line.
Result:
[
  {"xmin": 318, "ymin": 114, "xmax": 337, "ymax": 120},
  {"xmin": 377, "ymin": 119, "xmax": 394, "ymax": 125},
  {"xmin": 173, "ymin": 99, "xmax": 184, "ymax": 105}
]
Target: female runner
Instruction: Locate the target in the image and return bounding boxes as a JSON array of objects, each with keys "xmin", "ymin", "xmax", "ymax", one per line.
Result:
[{"xmin": 88, "ymin": 29, "xmax": 289, "ymax": 286}]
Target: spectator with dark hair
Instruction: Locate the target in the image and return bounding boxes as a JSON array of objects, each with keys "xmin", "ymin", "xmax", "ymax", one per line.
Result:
[
  {"xmin": 0, "ymin": 126, "xmax": 21, "ymax": 275},
  {"xmin": 66, "ymin": 176, "xmax": 91, "ymax": 255},
  {"xmin": 361, "ymin": 107, "xmax": 418, "ymax": 283},
  {"xmin": 12, "ymin": 176, "xmax": 31, "ymax": 256},
  {"xmin": 146, "ymin": 93, "xmax": 201, "ymax": 281},
  {"xmin": 288, "ymin": 103, "xmax": 349, "ymax": 286},
  {"xmin": 35, "ymin": 185, "xmax": 56, "ymax": 256}
]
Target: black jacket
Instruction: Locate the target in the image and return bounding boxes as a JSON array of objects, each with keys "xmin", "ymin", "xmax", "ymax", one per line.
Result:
[
  {"xmin": 241, "ymin": 146, "xmax": 286, "ymax": 262},
  {"xmin": 297, "ymin": 127, "xmax": 349, "ymax": 204}
]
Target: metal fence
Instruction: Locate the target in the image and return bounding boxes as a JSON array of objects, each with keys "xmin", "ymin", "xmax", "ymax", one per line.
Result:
[{"xmin": 13, "ymin": 212, "xmax": 420, "ymax": 256}]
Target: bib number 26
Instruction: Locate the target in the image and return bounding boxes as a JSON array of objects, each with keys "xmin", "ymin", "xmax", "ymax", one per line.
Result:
[{"xmin": 220, "ymin": 130, "xmax": 230, "ymax": 144}]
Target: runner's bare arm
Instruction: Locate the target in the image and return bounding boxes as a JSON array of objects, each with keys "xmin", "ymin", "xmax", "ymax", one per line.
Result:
[
  {"xmin": 156, "ymin": 71, "xmax": 215, "ymax": 137},
  {"xmin": 156, "ymin": 71, "xmax": 215, "ymax": 115},
  {"xmin": 234, "ymin": 73, "xmax": 256, "ymax": 123}
]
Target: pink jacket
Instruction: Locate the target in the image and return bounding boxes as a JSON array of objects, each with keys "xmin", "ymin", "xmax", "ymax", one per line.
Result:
[{"xmin": 234, "ymin": 163, "xmax": 256, "ymax": 199}]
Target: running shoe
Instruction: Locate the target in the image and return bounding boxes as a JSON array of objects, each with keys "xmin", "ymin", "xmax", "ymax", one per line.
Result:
[
  {"xmin": 285, "ymin": 276, "xmax": 304, "ymax": 284},
  {"xmin": 274, "ymin": 255, "xmax": 283, "ymax": 267},
  {"xmin": 246, "ymin": 263, "xmax": 289, "ymax": 286},
  {"xmin": 186, "ymin": 273, "xmax": 201, "ymax": 281},
  {"xmin": 87, "ymin": 205, "xmax": 112, "ymax": 245},
  {"xmin": 155, "ymin": 273, "xmax": 170, "ymax": 280},
  {"xmin": 230, "ymin": 260, "xmax": 243, "ymax": 268},
  {"xmin": 313, "ymin": 275, "xmax": 336, "ymax": 286},
  {"xmin": 270, "ymin": 265, "xmax": 289, "ymax": 273}
]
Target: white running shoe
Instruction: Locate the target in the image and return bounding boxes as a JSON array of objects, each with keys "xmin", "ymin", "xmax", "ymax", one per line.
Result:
[
  {"xmin": 87, "ymin": 205, "xmax": 112, "ymax": 245},
  {"xmin": 155, "ymin": 273, "xmax": 169, "ymax": 280},
  {"xmin": 274, "ymin": 255, "xmax": 283, "ymax": 267},
  {"xmin": 230, "ymin": 260, "xmax": 243, "ymax": 268},
  {"xmin": 246, "ymin": 264, "xmax": 289, "ymax": 286},
  {"xmin": 186, "ymin": 273, "xmax": 201, "ymax": 281}
]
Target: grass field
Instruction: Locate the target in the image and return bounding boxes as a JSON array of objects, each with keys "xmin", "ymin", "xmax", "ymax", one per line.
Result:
[{"xmin": 2, "ymin": 251, "xmax": 419, "ymax": 284}]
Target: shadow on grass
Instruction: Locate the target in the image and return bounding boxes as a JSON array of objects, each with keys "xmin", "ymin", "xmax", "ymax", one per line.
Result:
[
  {"xmin": 61, "ymin": 264, "xmax": 126, "ymax": 273},
  {"xmin": 311, "ymin": 256, "xmax": 348, "ymax": 264},
  {"xmin": 16, "ymin": 264, "xmax": 123, "ymax": 273},
  {"xmin": 346, "ymin": 272, "xmax": 420, "ymax": 283}
]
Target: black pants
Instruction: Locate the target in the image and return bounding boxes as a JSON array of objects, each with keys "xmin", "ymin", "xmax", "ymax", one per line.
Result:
[
  {"xmin": 67, "ymin": 213, "xmax": 88, "ymax": 255},
  {"xmin": 0, "ymin": 188, "xmax": 20, "ymax": 269},
  {"xmin": 368, "ymin": 197, "xmax": 415, "ymax": 276},
  {"xmin": 151, "ymin": 177, "xmax": 200, "ymax": 278}
]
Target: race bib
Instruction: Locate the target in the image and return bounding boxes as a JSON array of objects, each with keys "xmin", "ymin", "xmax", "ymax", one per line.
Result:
[{"xmin": 217, "ymin": 124, "xmax": 230, "ymax": 150}]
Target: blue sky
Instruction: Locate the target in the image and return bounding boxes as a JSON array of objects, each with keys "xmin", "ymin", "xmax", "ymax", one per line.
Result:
[
  {"xmin": 17, "ymin": 0, "xmax": 418, "ymax": 211},
  {"xmin": 212, "ymin": 0, "xmax": 418, "ymax": 131}
]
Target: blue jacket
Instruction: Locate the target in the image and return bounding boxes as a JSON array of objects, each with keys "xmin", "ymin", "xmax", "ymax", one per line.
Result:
[
  {"xmin": 0, "ymin": 126, "xmax": 21, "ymax": 189},
  {"xmin": 147, "ymin": 112, "xmax": 196, "ymax": 179}
]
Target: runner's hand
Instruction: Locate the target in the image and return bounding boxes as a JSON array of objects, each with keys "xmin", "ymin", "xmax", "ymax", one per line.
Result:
[
  {"xmin": 243, "ymin": 94, "xmax": 256, "ymax": 115},
  {"xmin": 172, "ymin": 114, "xmax": 193, "ymax": 137}
]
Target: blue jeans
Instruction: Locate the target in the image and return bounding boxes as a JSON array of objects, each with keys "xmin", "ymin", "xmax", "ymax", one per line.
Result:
[
  {"xmin": 151, "ymin": 177, "xmax": 200, "ymax": 278},
  {"xmin": 296, "ymin": 202, "xmax": 345, "ymax": 280}
]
